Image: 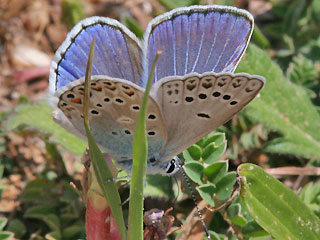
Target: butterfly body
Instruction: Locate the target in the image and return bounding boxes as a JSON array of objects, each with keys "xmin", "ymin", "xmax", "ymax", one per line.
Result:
[{"xmin": 49, "ymin": 5, "xmax": 265, "ymax": 174}]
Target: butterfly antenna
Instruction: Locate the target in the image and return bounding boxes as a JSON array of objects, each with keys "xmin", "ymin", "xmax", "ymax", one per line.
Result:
[{"xmin": 175, "ymin": 161, "xmax": 211, "ymax": 239}]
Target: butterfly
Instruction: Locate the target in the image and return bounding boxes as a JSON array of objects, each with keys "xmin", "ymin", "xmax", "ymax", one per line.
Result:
[{"xmin": 49, "ymin": 5, "xmax": 265, "ymax": 175}]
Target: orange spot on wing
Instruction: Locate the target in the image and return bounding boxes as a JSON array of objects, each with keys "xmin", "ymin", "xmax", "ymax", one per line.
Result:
[
  {"xmin": 104, "ymin": 85, "xmax": 116, "ymax": 91},
  {"xmin": 71, "ymin": 98, "xmax": 82, "ymax": 104},
  {"xmin": 91, "ymin": 86, "xmax": 102, "ymax": 91}
]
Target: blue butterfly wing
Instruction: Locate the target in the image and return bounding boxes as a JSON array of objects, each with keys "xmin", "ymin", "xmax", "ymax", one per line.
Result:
[
  {"xmin": 49, "ymin": 17, "xmax": 143, "ymax": 92},
  {"xmin": 144, "ymin": 6, "xmax": 253, "ymax": 84}
]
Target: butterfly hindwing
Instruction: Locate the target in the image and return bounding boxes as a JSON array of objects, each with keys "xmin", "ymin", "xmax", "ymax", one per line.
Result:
[
  {"xmin": 144, "ymin": 5, "xmax": 253, "ymax": 84},
  {"xmin": 151, "ymin": 72, "xmax": 265, "ymax": 162},
  {"xmin": 56, "ymin": 76, "xmax": 167, "ymax": 164}
]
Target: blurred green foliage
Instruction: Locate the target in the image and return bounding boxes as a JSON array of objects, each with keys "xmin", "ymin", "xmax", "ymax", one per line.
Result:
[
  {"xmin": 5, "ymin": 102, "xmax": 86, "ymax": 155},
  {"xmin": 61, "ymin": 0, "xmax": 85, "ymax": 29},
  {"xmin": 0, "ymin": 217, "xmax": 14, "ymax": 240},
  {"xmin": 20, "ymin": 178, "xmax": 85, "ymax": 239},
  {"xmin": 237, "ymin": 45, "xmax": 320, "ymax": 161},
  {"xmin": 300, "ymin": 179, "xmax": 320, "ymax": 217}
]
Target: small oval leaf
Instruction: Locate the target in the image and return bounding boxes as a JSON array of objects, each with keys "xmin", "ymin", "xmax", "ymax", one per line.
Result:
[
  {"xmin": 187, "ymin": 144, "xmax": 202, "ymax": 160},
  {"xmin": 229, "ymin": 215, "xmax": 248, "ymax": 227},
  {"xmin": 202, "ymin": 141, "xmax": 227, "ymax": 164},
  {"xmin": 197, "ymin": 183, "xmax": 216, "ymax": 207},
  {"xmin": 203, "ymin": 161, "xmax": 228, "ymax": 184},
  {"xmin": 204, "ymin": 132, "xmax": 226, "ymax": 148},
  {"xmin": 215, "ymin": 172, "xmax": 237, "ymax": 201},
  {"xmin": 182, "ymin": 149, "xmax": 195, "ymax": 162},
  {"xmin": 183, "ymin": 161, "xmax": 204, "ymax": 184}
]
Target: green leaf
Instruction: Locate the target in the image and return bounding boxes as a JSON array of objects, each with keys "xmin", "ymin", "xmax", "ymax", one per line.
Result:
[
  {"xmin": 203, "ymin": 161, "xmax": 228, "ymax": 184},
  {"xmin": 202, "ymin": 140, "xmax": 227, "ymax": 164},
  {"xmin": 227, "ymin": 204, "xmax": 248, "ymax": 226},
  {"xmin": 122, "ymin": 16, "xmax": 144, "ymax": 38},
  {"xmin": 202, "ymin": 141, "xmax": 227, "ymax": 164},
  {"xmin": 205, "ymin": 231, "xmax": 221, "ymax": 240},
  {"xmin": 128, "ymin": 50, "xmax": 162, "ymax": 240},
  {"xmin": 20, "ymin": 179, "xmax": 56, "ymax": 204},
  {"xmin": 197, "ymin": 183, "xmax": 216, "ymax": 207},
  {"xmin": 45, "ymin": 231, "xmax": 61, "ymax": 240},
  {"xmin": 63, "ymin": 224, "xmax": 84, "ymax": 238},
  {"xmin": 182, "ymin": 149, "xmax": 195, "ymax": 162},
  {"xmin": 227, "ymin": 203, "xmax": 241, "ymax": 217},
  {"xmin": 6, "ymin": 219, "xmax": 26, "ymax": 239},
  {"xmin": 145, "ymin": 174, "xmax": 174, "ymax": 198},
  {"xmin": 187, "ymin": 144, "xmax": 202, "ymax": 160},
  {"xmin": 61, "ymin": 0, "xmax": 85, "ymax": 29},
  {"xmin": 196, "ymin": 138, "xmax": 205, "ymax": 147},
  {"xmin": 236, "ymin": 45, "xmax": 320, "ymax": 160},
  {"xmin": 287, "ymin": 54, "xmax": 318, "ymax": 88},
  {"xmin": 5, "ymin": 102, "xmax": 86, "ymax": 155},
  {"xmin": 24, "ymin": 205, "xmax": 61, "ymax": 232},
  {"xmin": 242, "ymin": 221, "xmax": 269, "ymax": 238},
  {"xmin": 229, "ymin": 215, "xmax": 247, "ymax": 227},
  {"xmin": 251, "ymin": 25, "xmax": 270, "ymax": 49},
  {"xmin": 183, "ymin": 161, "xmax": 204, "ymax": 185},
  {"xmin": 215, "ymin": 172, "xmax": 236, "ymax": 201},
  {"xmin": 203, "ymin": 132, "xmax": 225, "ymax": 148},
  {"xmin": 300, "ymin": 180, "xmax": 320, "ymax": 215},
  {"xmin": 0, "ymin": 232, "xmax": 14, "ymax": 240},
  {"xmin": 0, "ymin": 218, "xmax": 7, "ymax": 231},
  {"xmin": 238, "ymin": 163, "xmax": 320, "ymax": 240}
]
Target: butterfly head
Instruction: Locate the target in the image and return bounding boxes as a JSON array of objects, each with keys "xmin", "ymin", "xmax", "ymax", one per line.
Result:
[
  {"xmin": 163, "ymin": 156, "xmax": 181, "ymax": 175},
  {"xmin": 146, "ymin": 155, "xmax": 180, "ymax": 175}
]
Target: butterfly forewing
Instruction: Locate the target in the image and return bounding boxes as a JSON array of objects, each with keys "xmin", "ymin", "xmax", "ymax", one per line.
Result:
[
  {"xmin": 144, "ymin": 6, "xmax": 253, "ymax": 84},
  {"xmin": 151, "ymin": 72, "xmax": 265, "ymax": 162},
  {"xmin": 56, "ymin": 76, "xmax": 167, "ymax": 163},
  {"xmin": 49, "ymin": 17, "xmax": 143, "ymax": 92}
]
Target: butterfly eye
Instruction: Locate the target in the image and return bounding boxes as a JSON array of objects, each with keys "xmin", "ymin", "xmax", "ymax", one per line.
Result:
[
  {"xmin": 166, "ymin": 161, "xmax": 176, "ymax": 174},
  {"xmin": 165, "ymin": 157, "xmax": 180, "ymax": 175}
]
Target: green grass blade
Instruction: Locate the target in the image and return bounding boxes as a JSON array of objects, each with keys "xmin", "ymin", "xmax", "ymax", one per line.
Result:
[
  {"xmin": 128, "ymin": 51, "xmax": 162, "ymax": 240},
  {"xmin": 238, "ymin": 163, "xmax": 320, "ymax": 240},
  {"xmin": 83, "ymin": 39, "xmax": 126, "ymax": 240}
]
